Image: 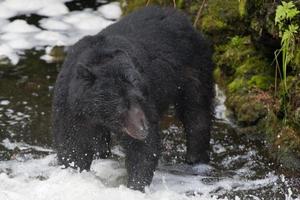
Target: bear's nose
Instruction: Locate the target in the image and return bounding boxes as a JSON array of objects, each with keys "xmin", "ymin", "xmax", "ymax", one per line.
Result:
[{"xmin": 123, "ymin": 105, "xmax": 149, "ymax": 140}]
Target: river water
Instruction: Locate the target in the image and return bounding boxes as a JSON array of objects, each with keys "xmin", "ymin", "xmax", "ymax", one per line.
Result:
[{"xmin": 0, "ymin": 1, "xmax": 299, "ymax": 199}]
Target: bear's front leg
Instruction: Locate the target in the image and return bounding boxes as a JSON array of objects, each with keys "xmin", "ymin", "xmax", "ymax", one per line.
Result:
[
  {"xmin": 122, "ymin": 123, "xmax": 161, "ymax": 191},
  {"xmin": 55, "ymin": 124, "xmax": 99, "ymax": 172},
  {"xmin": 57, "ymin": 140, "xmax": 94, "ymax": 172}
]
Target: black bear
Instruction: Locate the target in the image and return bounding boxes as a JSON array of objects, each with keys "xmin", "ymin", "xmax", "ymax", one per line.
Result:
[{"xmin": 52, "ymin": 6, "xmax": 214, "ymax": 191}]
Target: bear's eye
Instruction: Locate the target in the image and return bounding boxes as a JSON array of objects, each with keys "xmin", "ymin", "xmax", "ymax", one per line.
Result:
[
  {"xmin": 77, "ymin": 65, "xmax": 96, "ymax": 84},
  {"xmin": 122, "ymin": 72, "xmax": 139, "ymax": 86}
]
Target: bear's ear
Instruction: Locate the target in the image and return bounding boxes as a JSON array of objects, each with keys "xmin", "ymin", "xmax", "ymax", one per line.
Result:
[
  {"xmin": 99, "ymin": 49, "xmax": 125, "ymax": 64},
  {"xmin": 123, "ymin": 104, "xmax": 149, "ymax": 140}
]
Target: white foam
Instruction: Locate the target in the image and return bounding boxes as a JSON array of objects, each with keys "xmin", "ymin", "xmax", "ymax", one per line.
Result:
[
  {"xmin": 1, "ymin": 139, "xmax": 53, "ymax": 153},
  {"xmin": 1, "ymin": 0, "xmax": 47, "ymax": 13},
  {"xmin": 2, "ymin": 20, "xmax": 40, "ymax": 33},
  {"xmin": 0, "ymin": 5, "xmax": 17, "ymax": 19},
  {"xmin": 97, "ymin": 2, "xmax": 122, "ymax": 20},
  {"xmin": 0, "ymin": 44, "xmax": 19, "ymax": 64},
  {"xmin": 37, "ymin": 3, "xmax": 69, "ymax": 17},
  {"xmin": 0, "ymin": 155, "xmax": 202, "ymax": 200},
  {"xmin": 62, "ymin": 11, "xmax": 114, "ymax": 32},
  {"xmin": 7, "ymin": 38, "xmax": 34, "ymax": 50},
  {"xmin": 0, "ymin": 148, "xmax": 284, "ymax": 200},
  {"xmin": 39, "ymin": 18, "xmax": 72, "ymax": 31},
  {"xmin": 213, "ymin": 144, "xmax": 226, "ymax": 154},
  {"xmin": 0, "ymin": 1, "xmax": 122, "ymax": 64},
  {"xmin": 214, "ymin": 85, "xmax": 233, "ymax": 125},
  {"xmin": 0, "ymin": 0, "xmax": 70, "ymax": 16},
  {"xmin": 40, "ymin": 46, "xmax": 57, "ymax": 63},
  {"xmin": 0, "ymin": 18, "xmax": 9, "ymax": 27},
  {"xmin": 0, "ymin": 100, "xmax": 10, "ymax": 106},
  {"xmin": 34, "ymin": 30, "xmax": 70, "ymax": 46}
]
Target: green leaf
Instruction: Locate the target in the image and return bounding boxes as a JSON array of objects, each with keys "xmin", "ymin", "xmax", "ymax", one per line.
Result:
[{"xmin": 275, "ymin": 1, "xmax": 300, "ymax": 24}]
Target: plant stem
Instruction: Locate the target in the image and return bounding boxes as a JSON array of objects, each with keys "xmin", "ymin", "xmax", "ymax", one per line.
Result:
[{"xmin": 193, "ymin": 0, "xmax": 207, "ymax": 27}]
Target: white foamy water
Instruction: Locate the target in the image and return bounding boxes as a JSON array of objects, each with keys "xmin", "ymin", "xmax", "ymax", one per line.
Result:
[
  {"xmin": 0, "ymin": 153, "xmax": 281, "ymax": 200},
  {"xmin": 0, "ymin": 0, "xmax": 121, "ymax": 64},
  {"xmin": 1, "ymin": 87, "xmax": 297, "ymax": 200},
  {"xmin": 214, "ymin": 85, "xmax": 232, "ymax": 124},
  {"xmin": 1, "ymin": 139, "xmax": 53, "ymax": 153}
]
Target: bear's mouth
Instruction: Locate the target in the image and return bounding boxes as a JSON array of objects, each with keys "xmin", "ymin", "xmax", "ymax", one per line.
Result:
[
  {"xmin": 122, "ymin": 123, "xmax": 148, "ymax": 140},
  {"xmin": 123, "ymin": 105, "xmax": 149, "ymax": 140}
]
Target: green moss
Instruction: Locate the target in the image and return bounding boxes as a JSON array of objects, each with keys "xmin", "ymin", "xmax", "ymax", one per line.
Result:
[
  {"xmin": 235, "ymin": 57, "xmax": 268, "ymax": 76},
  {"xmin": 292, "ymin": 47, "xmax": 300, "ymax": 71},
  {"xmin": 239, "ymin": 0, "xmax": 247, "ymax": 17},
  {"xmin": 175, "ymin": 0, "xmax": 185, "ymax": 9},
  {"xmin": 214, "ymin": 36, "xmax": 254, "ymax": 77},
  {"xmin": 228, "ymin": 78, "xmax": 246, "ymax": 93},
  {"xmin": 206, "ymin": 0, "xmax": 240, "ymax": 21},
  {"xmin": 247, "ymin": 75, "xmax": 274, "ymax": 90},
  {"xmin": 188, "ymin": 2, "xmax": 200, "ymax": 14},
  {"xmin": 215, "ymin": 35, "xmax": 274, "ymax": 92},
  {"xmin": 199, "ymin": 0, "xmax": 242, "ymax": 33},
  {"xmin": 201, "ymin": 15, "xmax": 227, "ymax": 32},
  {"xmin": 215, "ymin": 36, "xmax": 252, "ymax": 67},
  {"xmin": 278, "ymin": 76, "xmax": 297, "ymax": 96},
  {"xmin": 250, "ymin": 18, "xmax": 261, "ymax": 32},
  {"xmin": 230, "ymin": 35, "xmax": 246, "ymax": 46}
]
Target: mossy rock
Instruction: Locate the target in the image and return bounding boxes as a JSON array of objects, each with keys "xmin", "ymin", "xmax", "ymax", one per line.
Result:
[
  {"xmin": 274, "ymin": 126, "xmax": 300, "ymax": 172},
  {"xmin": 227, "ymin": 89, "xmax": 277, "ymax": 127},
  {"xmin": 215, "ymin": 35, "xmax": 274, "ymax": 92},
  {"xmin": 264, "ymin": 110, "xmax": 300, "ymax": 172},
  {"xmin": 199, "ymin": 0, "xmax": 245, "ymax": 36},
  {"xmin": 226, "ymin": 93, "xmax": 242, "ymax": 113},
  {"xmin": 236, "ymin": 99, "xmax": 267, "ymax": 125},
  {"xmin": 243, "ymin": 0, "xmax": 281, "ymax": 57},
  {"xmin": 236, "ymin": 117, "xmax": 268, "ymax": 141},
  {"xmin": 214, "ymin": 36, "xmax": 254, "ymax": 77}
]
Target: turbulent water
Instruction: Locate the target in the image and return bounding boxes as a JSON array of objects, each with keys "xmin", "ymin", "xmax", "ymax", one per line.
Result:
[
  {"xmin": 0, "ymin": 79, "xmax": 299, "ymax": 199},
  {"xmin": 0, "ymin": 0, "xmax": 299, "ymax": 199}
]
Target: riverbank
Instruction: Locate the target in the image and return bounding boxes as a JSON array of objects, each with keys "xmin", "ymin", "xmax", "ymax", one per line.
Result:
[{"xmin": 122, "ymin": 0, "xmax": 300, "ymax": 174}]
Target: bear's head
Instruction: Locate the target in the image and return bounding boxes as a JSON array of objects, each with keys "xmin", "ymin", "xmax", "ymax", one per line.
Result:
[{"xmin": 67, "ymin": 48, "xmax": 149, "ymax": 140}]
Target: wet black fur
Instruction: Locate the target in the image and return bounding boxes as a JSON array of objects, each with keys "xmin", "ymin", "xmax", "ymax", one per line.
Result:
[{"xmin": 52, "ymin": 6, "xmax": 214, "ymax": 191}]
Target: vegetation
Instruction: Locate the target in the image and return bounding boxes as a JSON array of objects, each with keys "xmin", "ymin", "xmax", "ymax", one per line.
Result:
[
  {"xmin": 274, "ymin": 1, "xmax": 299, "ymax": 121},
  {"xmin": 122, "ymin": 0, "xmax": 300, "ymax": 173}
]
